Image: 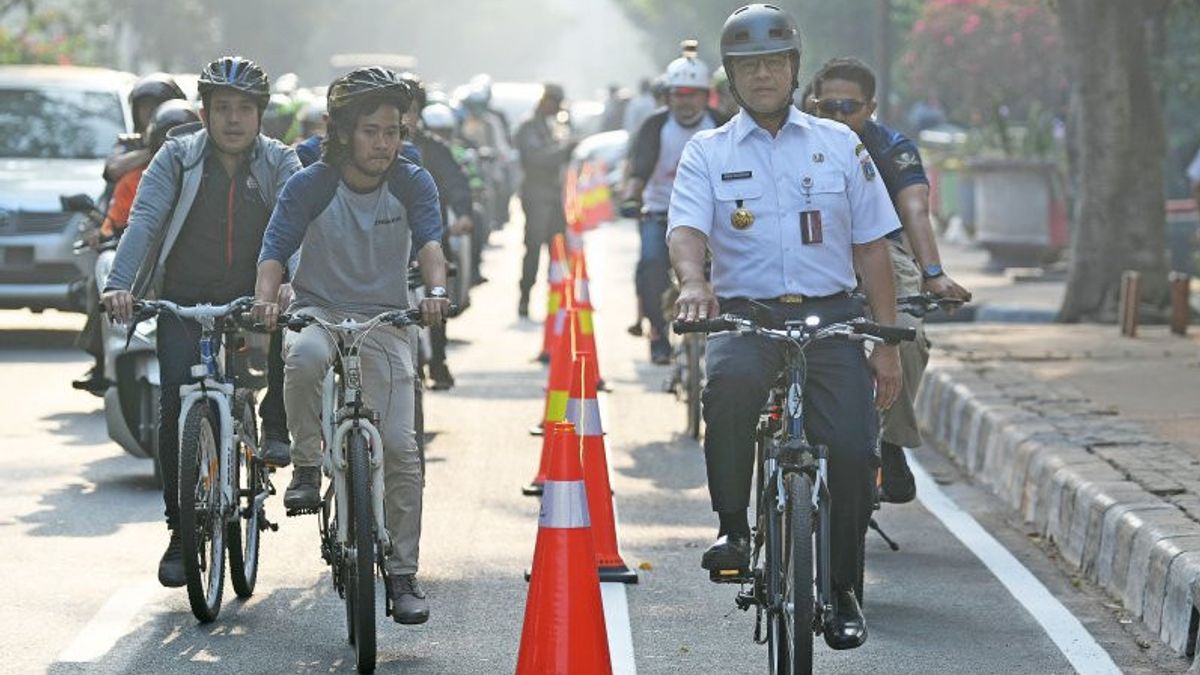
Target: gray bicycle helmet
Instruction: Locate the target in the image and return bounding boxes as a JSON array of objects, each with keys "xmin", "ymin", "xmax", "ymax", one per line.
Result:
[
  {"xmin": 198, "ymin": 56, "xmax": 271, "ymax": 108},
  {"xmin": 719, "ymin": 4, "xmax": 802, "ymax": 114}
]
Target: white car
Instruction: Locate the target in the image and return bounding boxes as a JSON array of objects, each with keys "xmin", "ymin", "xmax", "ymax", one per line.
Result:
[{"xmin": 0, "ymin": 65, "xmax": 134, "ymax": 311}]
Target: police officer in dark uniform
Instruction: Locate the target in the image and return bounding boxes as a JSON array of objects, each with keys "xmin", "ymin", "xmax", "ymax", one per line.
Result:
[
  {"xmin": 668, "ymin": 5, "xmax": 903, "ymax": 649},
  {"xmin": 811, "ymin": 57, "xmax": 972, "ymax": 503}
]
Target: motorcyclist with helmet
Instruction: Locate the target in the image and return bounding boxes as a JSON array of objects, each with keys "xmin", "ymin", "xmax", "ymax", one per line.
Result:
[{"xmin": 101, "ymin": 56, "xmax": 300, "ymax": 589}]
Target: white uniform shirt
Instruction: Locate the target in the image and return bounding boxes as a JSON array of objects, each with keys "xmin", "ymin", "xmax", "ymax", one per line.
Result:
[{"xmin": 668, "ymin": 107, "xmax": 900, "ymax": 299}]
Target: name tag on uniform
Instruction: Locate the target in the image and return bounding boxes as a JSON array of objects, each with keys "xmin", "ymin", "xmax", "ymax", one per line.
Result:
[
  {"xmin": 800, "ymin": 210, "xmax": 823, "ymax": 244},
  {"xmin": 721, "ymin": 170, "xmax": 753, "ymax": 181}
]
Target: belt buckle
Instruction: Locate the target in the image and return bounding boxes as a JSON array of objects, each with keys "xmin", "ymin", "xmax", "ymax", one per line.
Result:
[{"xmin": 778, "ymin": 294, "xmax": 805, "ymax": 304}]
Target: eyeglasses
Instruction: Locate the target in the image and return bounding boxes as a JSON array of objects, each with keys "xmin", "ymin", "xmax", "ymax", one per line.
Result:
[
  {"xmin": 815, "ymin": 98, "xmax": 866, "ymax": 116},
  {"xmin": 731, "ymin": 53, "xmax": 792, "ymax": 77}
]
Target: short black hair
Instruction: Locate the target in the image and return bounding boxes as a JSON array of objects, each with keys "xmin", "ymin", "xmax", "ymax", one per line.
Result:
[
  {"xmin": 814, "ymin": 57, "xmax": 876, "ymax": 101},
  {"xmin": 321, "ymin": 95, "xmax": 407, "ymax": 165}
]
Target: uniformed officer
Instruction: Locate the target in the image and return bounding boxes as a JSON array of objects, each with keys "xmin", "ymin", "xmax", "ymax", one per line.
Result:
[
  {"xmin": 668, "ymin": 4, "xmax": 902, "ymax": 650},
  {"xmin": 811, "ymin": 57, "xmax": 972, "ymax": 503}
]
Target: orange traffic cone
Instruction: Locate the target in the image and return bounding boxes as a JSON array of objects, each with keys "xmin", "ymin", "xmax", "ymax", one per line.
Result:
[
  {"xmin": 538, "ymin": 235, "xmax": 570, "ymax": 364},
  {"xmin": 571, "ymin": 253, "xmax": 606, "ymax": 392},
  {"xmin": 566, "ymin": 352, "xmax": 637, "ymax": 584},
  {"xmin": 516, "ymin": 421, "xmax": 612, "ymax": 675},
  {"xmin": 524, "ymin": 303, "xmax": 579, "ymax": 496},
  {"xmin": 528, "ymin": 275, "xmax": 574, "ymax": 438}
]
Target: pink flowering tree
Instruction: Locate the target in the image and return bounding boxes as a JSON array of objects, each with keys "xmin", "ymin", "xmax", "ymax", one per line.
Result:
[{"xmin": 903, "ymin": 0, "xmax": 1067, "ymax": 156}]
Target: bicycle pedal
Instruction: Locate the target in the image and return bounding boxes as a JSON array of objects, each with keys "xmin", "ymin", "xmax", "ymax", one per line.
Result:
[
  {"xmin": 710, "ymin": 568, "xmax": 751, "ymax": 584},
  {"xmin": 286, "ymin": 506, "xmax": 320, "ymax": 517}
]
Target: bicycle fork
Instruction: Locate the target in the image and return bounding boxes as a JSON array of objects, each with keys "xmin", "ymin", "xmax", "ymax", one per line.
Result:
[{"xmin": 179, "ymin": 381, "xmax": 235, "ymax": 521}]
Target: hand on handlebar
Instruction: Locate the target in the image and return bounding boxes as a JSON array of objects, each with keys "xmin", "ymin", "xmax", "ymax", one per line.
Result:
[
  {"xmin": 869, "ymin": 345, "xmax": 902, "ymax": 410},
  {"xmin": 420, "ymin": 296, "xmax": 451, "ymax": 327},
  {"xmin": 101, "ymin": 289, "xmax": 134, "ymax": 323},
  {"xmin": 252, "ymin": 299, "xmax": 279, "ymax": 332},
  {"xmin": 674, "ymin": 280, "xmax": 720, "ymax": 323},
  {"xmin": 922, "ymin": 274, "xmax": 972, "ymax": 311}
]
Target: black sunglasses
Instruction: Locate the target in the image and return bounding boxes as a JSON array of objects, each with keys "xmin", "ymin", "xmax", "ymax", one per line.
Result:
[{"xmin": 815, "ymin": 98, "xmax": 865, "ymax": 116}]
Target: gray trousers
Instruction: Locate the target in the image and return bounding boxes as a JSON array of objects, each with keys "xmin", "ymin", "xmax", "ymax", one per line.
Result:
[
  {"xmin": 283, "ymin": 306, "xmax": 423, "ymax": 575},
  {"xmin": 702, "ymin": 295, "xmax": 878, "ymax": 590}
]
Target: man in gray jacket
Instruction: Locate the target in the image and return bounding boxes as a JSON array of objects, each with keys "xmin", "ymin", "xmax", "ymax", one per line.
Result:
[{"xmin": 102, "ymin": 57, "xmax": 301, "ymax": 588}]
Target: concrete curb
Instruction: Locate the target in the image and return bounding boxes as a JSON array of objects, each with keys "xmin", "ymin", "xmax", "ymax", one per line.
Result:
[{"xmin": 916, "ymin": 361, "xmax": 1200, "ymax": 660}]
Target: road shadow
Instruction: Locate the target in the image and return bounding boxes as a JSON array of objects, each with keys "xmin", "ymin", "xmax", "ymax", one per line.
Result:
[
  {"xmin": 616, "ymin": 438, "xmax": 707, "ymax": 492},
  {"xmin": 0, "ymin": 328, "xmax": 80, "ymax": 351},
  {"xmin": 18, "ymin": 452, "xmax": 160, "ymax": 538},
  {"xmin": 42, "ymin": 410, "xmax": 109, "ymax": 447}
]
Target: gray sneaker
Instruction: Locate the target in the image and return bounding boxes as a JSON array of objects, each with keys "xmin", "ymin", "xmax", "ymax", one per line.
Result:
[
  {"xmin": 283, "ymin": 466, "xmax": 321, "ymax": 511},
  {"xmin": 387, "ymin": 574, "xmax": 429, "ymax": 625},
  {"xmin": 259, "ymin": 434, "xmax": 292, "ymax": 468}
]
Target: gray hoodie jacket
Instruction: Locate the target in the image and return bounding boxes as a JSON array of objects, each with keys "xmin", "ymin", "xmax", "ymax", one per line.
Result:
[{"xmin": 105, "ymin": 123, "xmax": 301, "ymax": 297}]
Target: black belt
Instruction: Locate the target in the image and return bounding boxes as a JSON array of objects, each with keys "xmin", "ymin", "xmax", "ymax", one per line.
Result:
[
  {"xmin": 641, "ymin": 210, "xmax": 669, "ymax": 221},
  {"xmin": 719, "ymin": 291, "xmax": 851, "ymax": 306},
  {"xmin": 884, "ymin": 228, "xmax": 903, "ymax": 242}
]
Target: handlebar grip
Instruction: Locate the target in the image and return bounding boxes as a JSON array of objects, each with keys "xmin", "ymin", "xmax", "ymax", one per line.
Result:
[
  {"xmin": 673, "ymin": 317, "xmax": 736, "ymax": 335},
  {"xmin": 279, "ymin": 313, "xmax": 310, "ymax": 332},
  {"xmin": 855, "ymin": 322, "xmax": 917, "ymax": 345}
]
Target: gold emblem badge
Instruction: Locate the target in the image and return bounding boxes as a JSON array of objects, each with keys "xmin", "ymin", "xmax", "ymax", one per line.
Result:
[{"xmin": 731, "ymin": 207, "xmax": 755, "ymax": 230}]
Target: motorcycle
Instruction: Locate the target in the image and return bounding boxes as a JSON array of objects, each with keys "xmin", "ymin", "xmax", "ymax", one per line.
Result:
[{"xmin": 63, "ymin": 193, "xmax": 163, "ymax": 484}]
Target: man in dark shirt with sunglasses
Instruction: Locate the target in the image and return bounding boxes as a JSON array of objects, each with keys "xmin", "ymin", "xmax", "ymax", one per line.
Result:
[{"xmin": 811, "ymin": 57, "xmax": 971, "ymax": 504}]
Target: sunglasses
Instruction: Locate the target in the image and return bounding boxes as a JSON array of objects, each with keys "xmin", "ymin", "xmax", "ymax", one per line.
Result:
[{"xmin": 815, "ymin": 98, "xmax": 866, "ymax": 116}]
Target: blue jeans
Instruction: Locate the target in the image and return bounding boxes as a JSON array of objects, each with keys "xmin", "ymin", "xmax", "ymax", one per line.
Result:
[{"xmin": 636, "ymin": 215, "xmax": 670, "ymax": 344}]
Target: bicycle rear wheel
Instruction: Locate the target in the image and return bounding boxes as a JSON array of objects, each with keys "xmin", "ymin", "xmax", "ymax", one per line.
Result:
[
  {"xmin": 785, "ymin": 472, "xmax": 815, "ymax": 675},
  {"xmin": 765, "ymin": 472, "xmax": 789, "ymax": 675},
  {"xmin": 346, "ymin": 430, "xmax": 377, "ymax": 673},
  {"xmin": 228, "ymin": 390, "xmax": 262, "ymax": 598},
  {"xmin": 179, "ymin": 402, "xmax": 226, "ymax": 622}
]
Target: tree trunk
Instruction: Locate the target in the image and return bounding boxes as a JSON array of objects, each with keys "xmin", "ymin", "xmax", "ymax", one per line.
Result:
[{"xmin": 1056, "ymin": 0, "xmax": 1170, "ymax": 322}]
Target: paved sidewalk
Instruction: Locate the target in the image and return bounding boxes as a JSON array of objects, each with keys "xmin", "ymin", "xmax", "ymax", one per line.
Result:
[{"xmin": 916, "ymin": 323, "xmax": 1200, "ymax": 664}]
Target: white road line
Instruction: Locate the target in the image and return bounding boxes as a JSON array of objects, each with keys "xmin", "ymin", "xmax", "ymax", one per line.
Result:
[
  {"xmin": 601, "ymin": 582, "xmax": 638, "ymax": 675},
  {"xmin": 57, "ymin": 581, "xmax": 161, "ymax": 663},
  {"xmin": 910, "ymin": 456, "xmax": 1122, "ymax": 675}
]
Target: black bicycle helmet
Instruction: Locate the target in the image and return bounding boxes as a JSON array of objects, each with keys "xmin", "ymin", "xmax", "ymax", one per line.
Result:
[
  {"xmin": 398, "ymin": 71, "xmax": 427, "ymax": 111},
  {"xmin": 144, "ymin": 99, "xmax": 200, "ymax": 151},
  {"xmin": 327, "ymin": 66, "xmax": 413, "ymax": 121},
  {"xmin": 197, "ymin": 56, "xmax": 271, "ymax": 107},
  {"xmin": 129, "ymin": 72, "xmax": 185, "ymax": 108},
  {"xmin": 719, "ymin": 4, "xmax": 802, "ymax": 114}
]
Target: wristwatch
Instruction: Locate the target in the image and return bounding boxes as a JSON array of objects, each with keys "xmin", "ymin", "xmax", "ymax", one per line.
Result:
[
  {"xmin": 921, "ymin": 263, "xmax": 945, "ymax": 280},
  {"xmin": 427, "ymin": 285, "xmax": 448, "ymax": 298}
]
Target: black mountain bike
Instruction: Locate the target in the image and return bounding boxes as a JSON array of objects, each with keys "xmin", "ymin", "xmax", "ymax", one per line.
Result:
[{"xmin": 676, "ymin": 313, "xmax": 914, "ymax": 675}]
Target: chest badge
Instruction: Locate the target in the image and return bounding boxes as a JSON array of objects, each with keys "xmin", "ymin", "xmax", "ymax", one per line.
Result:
[{"xmin": 731, "ymin": 202, "xmax": 755, "ymax": 230}]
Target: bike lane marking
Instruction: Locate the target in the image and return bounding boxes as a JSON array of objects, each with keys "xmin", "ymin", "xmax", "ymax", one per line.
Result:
[
  {"xmin": 596, "ymin": 363, "xmax": 636, "ymax": 675},
  {"xmin": 57, "ymin": 581, "xmax": 161, "ymax": 663},
  {"xmin": 910, "ymin": 455, "xmax": 1122, "ymax": 675}
]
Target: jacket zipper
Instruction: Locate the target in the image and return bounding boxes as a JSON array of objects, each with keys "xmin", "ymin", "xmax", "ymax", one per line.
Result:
[{"xmin": 225, "ymin": 177, "xmax": 236, "ymax": 269}]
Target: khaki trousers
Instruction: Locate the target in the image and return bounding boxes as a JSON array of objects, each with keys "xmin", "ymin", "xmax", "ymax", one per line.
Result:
[{"xmin": 880, "ymin": 239, "xmax": 930, "ymax": 448}]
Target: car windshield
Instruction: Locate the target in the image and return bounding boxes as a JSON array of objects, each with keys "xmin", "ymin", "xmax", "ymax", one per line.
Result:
[{"xmin": 0, "ymin": 87, "xmax": 125, "ymax": 159}]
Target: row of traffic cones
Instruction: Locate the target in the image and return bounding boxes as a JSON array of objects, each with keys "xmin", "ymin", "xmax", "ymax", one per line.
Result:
[{"xmin": 516, "ymin": 233, "xmax": 631, "ymax": 674}]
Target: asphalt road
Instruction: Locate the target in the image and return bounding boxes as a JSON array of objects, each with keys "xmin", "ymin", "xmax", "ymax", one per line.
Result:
[{"xmin": 0, "ymin": 217, "xmax": 1187, "ymax": 674}]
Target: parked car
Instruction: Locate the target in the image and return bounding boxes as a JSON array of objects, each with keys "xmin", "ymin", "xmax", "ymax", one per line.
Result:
[{"xmin": 0, "ymin": 65, "xmax": 134, "ymax": 312}]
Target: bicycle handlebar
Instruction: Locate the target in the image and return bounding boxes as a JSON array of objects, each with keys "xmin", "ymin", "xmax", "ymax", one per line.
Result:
[
  {"xmin": 673, "ymin": 314, "xmax": 916, "ymax": 346},
  {"xmin": 279, "ymin": 305, "xmax": 459, "ymax": 333},
  {"xmin": 896, "ymin": 293, "xmax": 966, "ymax": 318}
]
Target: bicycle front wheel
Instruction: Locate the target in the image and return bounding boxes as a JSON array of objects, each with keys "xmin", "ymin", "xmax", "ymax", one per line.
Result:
[
  {"xmin": 179, "ymin": 402, "xmax": 226, "ymax": 622},
  {"xmin": 228, "ymin": 390, "xmax": 262, "ymax": 598},
  {"xmin": 684, "ymin": 334, "xmax": 703, "ymax": 440},
  {"xmin": 785, "ymin": 472, "xmax": 815, "ymax": 675},
  {"xmin": 346, "ymin": 430, "xmax": 377, "ymax": 673}
]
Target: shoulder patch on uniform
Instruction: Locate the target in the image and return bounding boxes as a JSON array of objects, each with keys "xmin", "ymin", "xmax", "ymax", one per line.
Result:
[
  {"xmin": 855, "ymin": 142, "xmax": 867, "ymax": 157},
  {"xmin": 860, "ymin": 155, "xmax": 877, "ymax": 181},
  {"xmin": 894, "ymin": 151, "xmax": 920, "ymax": 171}
]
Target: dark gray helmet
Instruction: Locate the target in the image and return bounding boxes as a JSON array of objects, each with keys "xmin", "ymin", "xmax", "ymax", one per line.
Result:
[
  {"xmin": 719, "ymin": 4, "xmax": 802, "ymax": 114},
  {"xmin": 129, "ymin": 72, "xmax": 185, "ymax": 108},
  {"xmin": 145, "ymin": 99, "xmax": 199, "ymax": 151},
  {"xmin": 327, "ymin": 66, "xmax": 413, "ymax": 121},
  {"xmin": 198, "ymin": 56, "xmax": 270, "ymax": 107},
  {"xmin": 719, "ymin": 4, "xmax": 801, "ymax": 60}
]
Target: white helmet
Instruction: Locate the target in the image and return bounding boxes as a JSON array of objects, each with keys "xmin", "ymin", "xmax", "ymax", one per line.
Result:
[
  {"xmin": 664, "ymin": 56, "xmax": 711, "ymax": 90},
  {"xmin": 421, "ymin": 102, "xmax": 457, "ymax": 131}
]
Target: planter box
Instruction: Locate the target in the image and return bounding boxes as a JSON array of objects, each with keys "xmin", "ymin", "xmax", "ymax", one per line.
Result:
[{"xmin": 968, "ymin": 159, "xmax": 1067, "ymax": 269}]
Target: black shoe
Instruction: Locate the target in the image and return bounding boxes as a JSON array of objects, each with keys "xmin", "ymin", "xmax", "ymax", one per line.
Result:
[
  {"xmin": 284, "ymin": 466, "xmax": 322, "ymax": 511},
  {"xmin": 428, "ymin": 362, "xmax": 455, "ymax": 391},
  {"xmin": 518, "ymin": 294, "xmax": 530, "ymax": 319},
  {"xmin": 824, "ymin": 589, "xmax": 867, "ymax": 650},
  {"xmin": 879, "ymin": 444, "xmax": 916, "ymax": 504},
  {"xmin": 650, "ymin": 338, "xmax": 671, "ymax": 366},
  {"xmin": 387, "ymin": 574, "xmax": 429, "ymax": 624},
  {"xmin": 700, "ymin": 533, "xmax": 750, "ymax": 574},
  {"xmin": 158, "ymin": 529, "xmax": 186, "ymax": 588},
  {"xmin": 259, "ymin": 432, "xmax": 291, "ymax": 468},
  {"xmin": 71, "ymin": 365, "xmax": 110, "ymax": 394},
  {"xmin": 627, "ymin": 321, "xmax": 644, "ymax": 337}
]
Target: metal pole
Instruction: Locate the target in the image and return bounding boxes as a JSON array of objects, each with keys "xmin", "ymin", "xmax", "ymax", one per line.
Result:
[{"xmin": 1169, "ymin": 272, "xmax": 1190, "ymax": 336}]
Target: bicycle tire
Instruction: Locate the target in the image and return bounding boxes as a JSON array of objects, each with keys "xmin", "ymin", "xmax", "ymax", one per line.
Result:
[
  {"xmin": 228, "ymin": 390, "xmax": 261, "ymax": 598},
  {"xmin": 785, "ymin": 472, "xmax": 815, "ymax": 675},
  {"xmin": 179, "ymin": 402, "xmax": 226, "ymax": 622},
  {"xmin": 684, "ymin": 334, "xmax": 702, "ymax": 440},
  {"xmin": 765, "ymin": 472, "xmax": 789, "ymax": 675},
  {"xmin": 347, "ymin": 430, "xmax": 377, "ymax": 673}
]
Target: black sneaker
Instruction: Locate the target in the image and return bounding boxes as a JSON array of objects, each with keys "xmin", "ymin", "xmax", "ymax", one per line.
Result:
[
  {"xmin": 387, "ymin": 574, "xmax": 430, "ymax": 624},
  {"xmin": 879, "ymin": 444, "xmax": 916, "ymax": 504},
  {"xmin": 701, "ymin": 533, "xmax": 751, "ymax": 581},
  {"xmin": 284, "ymin": 466, "xmax": 322, "ymax": 511},
  {"xmin": 518, "ymin": 294, "xmax": 530, "ymax": 319},
  {"xmin": 158, "ymin": 529, "xmax": 185, "ymax": 588},
  {"xmin": 259, "ymin": 432, "xmax": 292, "ymax": 468},
  {"xmin": 71, "ymin": 365, "xmax": 110, "ymax": 395}
]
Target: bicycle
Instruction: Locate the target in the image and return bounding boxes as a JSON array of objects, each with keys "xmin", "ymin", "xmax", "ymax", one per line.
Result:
[
  {"xmin": 675, "ymin": 313, "xmax": 915, "ymax": 675},
  {"xmin": 127, "ymin": 296, "xmax": 277, "ymax": 622},
  {"xmin": 280, "ymin": 307, "xmax": 447, "ymax": 675},
  {"xmin": 664, "ymin": 330, "xmax": 705, "ymax": 439}
]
